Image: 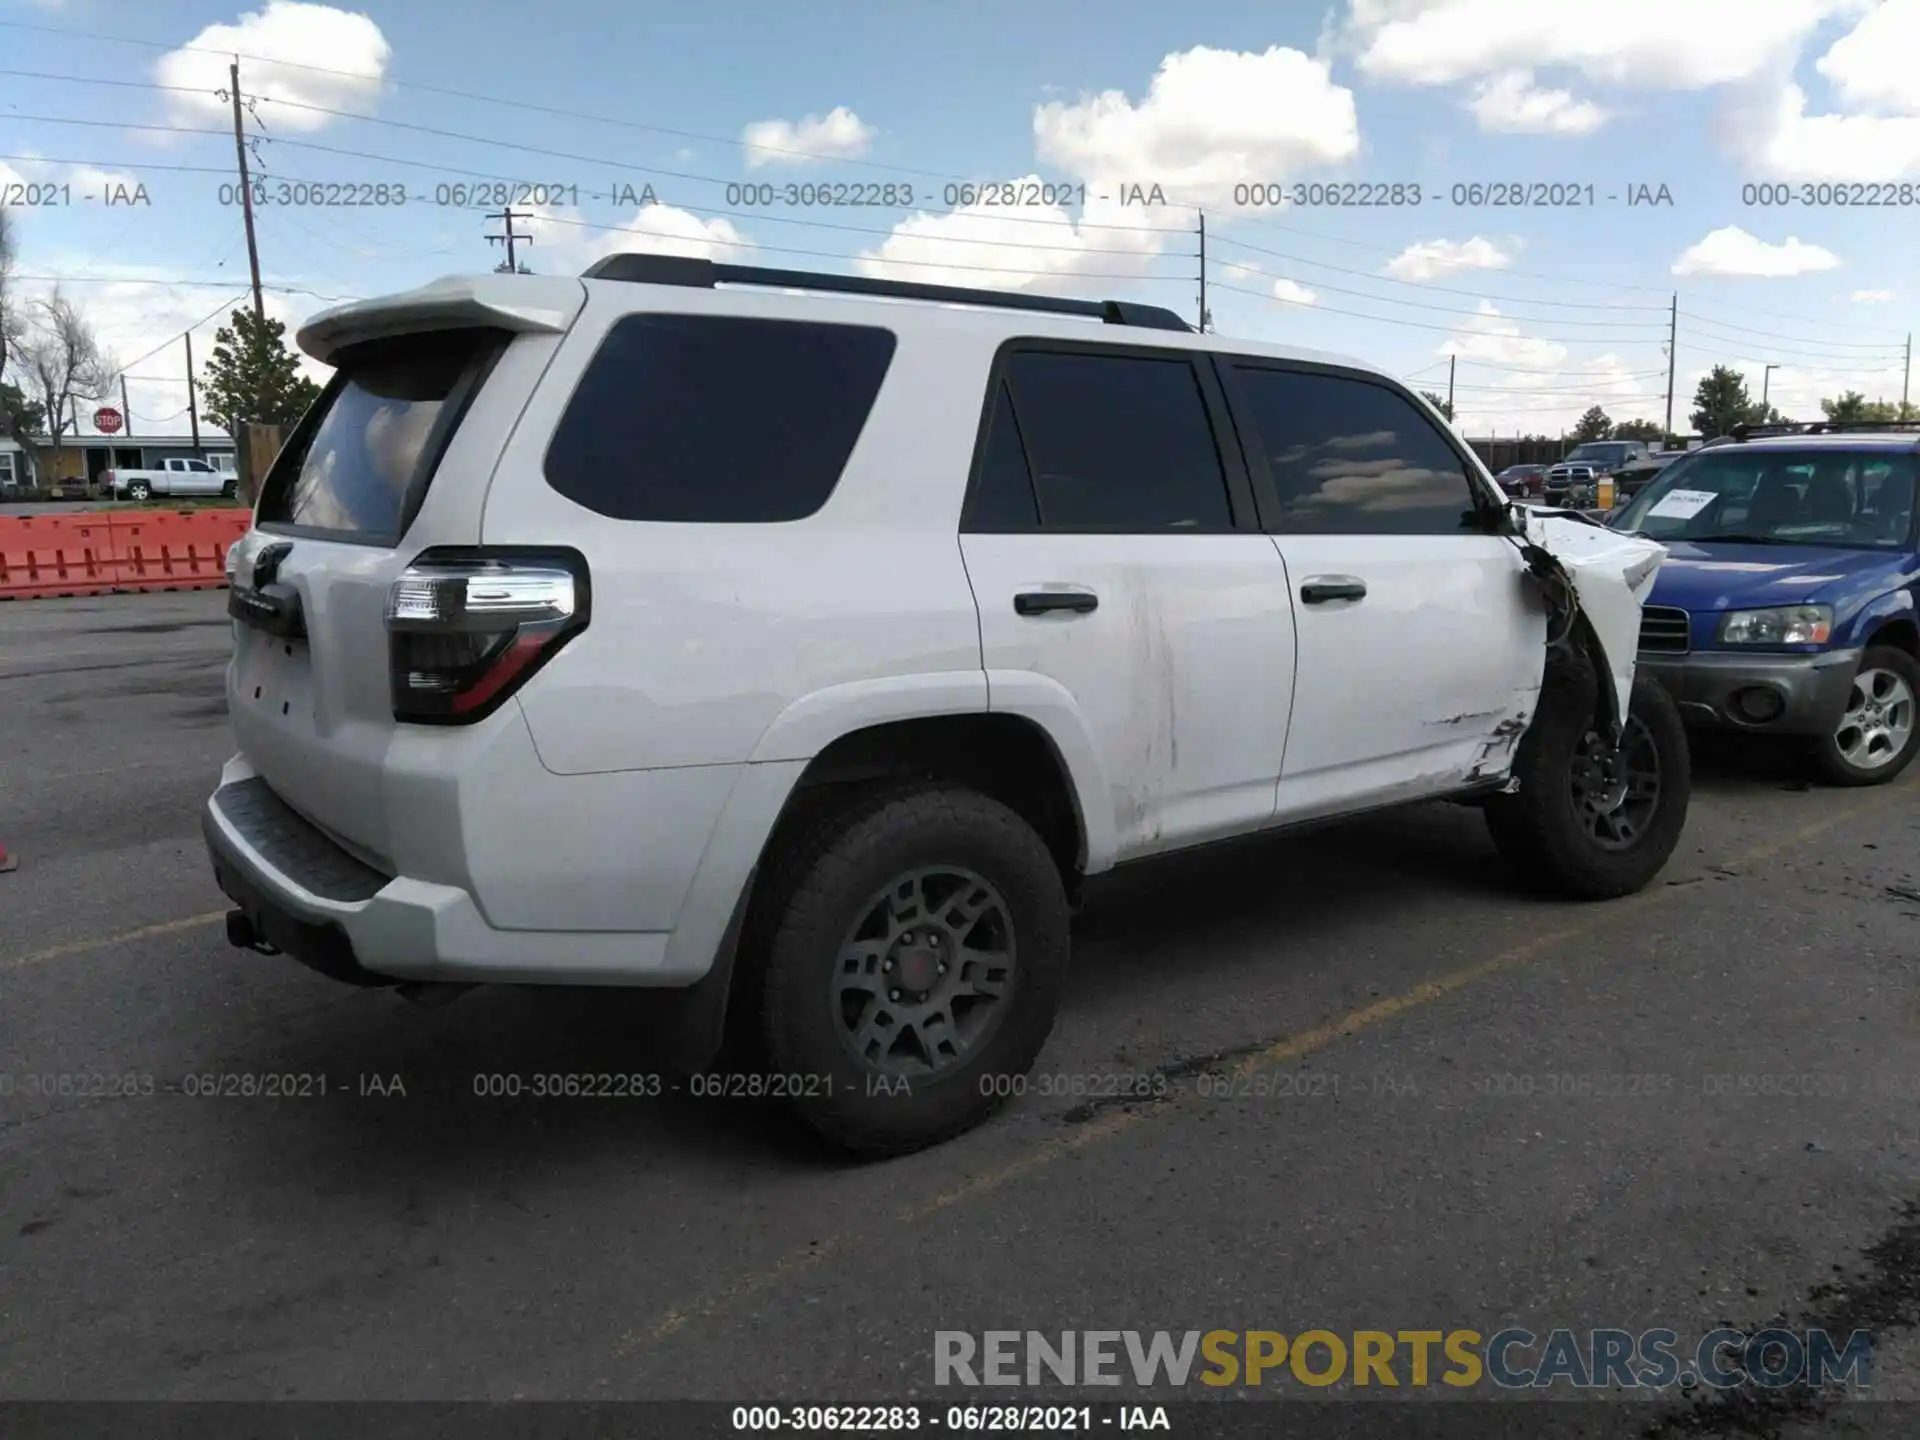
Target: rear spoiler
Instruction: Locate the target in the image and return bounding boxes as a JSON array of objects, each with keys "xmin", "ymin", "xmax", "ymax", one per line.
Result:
[{"xmin": 296, "ymin": 275, "xmax": 588, "ymax": 366}]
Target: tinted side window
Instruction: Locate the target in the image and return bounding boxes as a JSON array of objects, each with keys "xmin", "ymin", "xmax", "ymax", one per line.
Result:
[
  {"xmin": 544, "ymin": 313, "xmax": 896, "ymax": 523},
  {"xmin": 1231, "ymin": 366, "xmax": 1478, "ymax": 535},
  {"xmin": 965, "ymin": 381, "xmax": 1042, "ymax": 531},
  {"xmin": 1000, "ymin": 350, "xmax": 1232, "ymax": 532}
]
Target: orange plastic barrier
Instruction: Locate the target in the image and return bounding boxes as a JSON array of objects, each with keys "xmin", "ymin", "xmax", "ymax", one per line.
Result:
[
  {"xmin": 0, "ymin": 508, "xmax": 252, "ymax": 601},
  {"xmin": 0, "ymin": 514, "xmax": 121, "ymax": 599},
  {"xmin": 111, "ymin": 508, "xmax": 250, "ymax": 592}
]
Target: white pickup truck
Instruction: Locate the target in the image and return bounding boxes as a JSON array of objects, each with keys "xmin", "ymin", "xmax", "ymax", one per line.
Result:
[{"xmin": 104, "ymin": 457, "xmax": 237, "ymax": 500}]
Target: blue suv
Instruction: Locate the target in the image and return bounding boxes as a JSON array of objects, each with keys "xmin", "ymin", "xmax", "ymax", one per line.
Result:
[{"xmin": 1609, "ymin": 424, "xmax": 1920, "ymax": 785}]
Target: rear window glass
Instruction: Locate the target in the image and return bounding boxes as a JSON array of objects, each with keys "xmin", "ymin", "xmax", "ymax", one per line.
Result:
[
  {"xmin": 543, "ymin": 313, "xmax": 897, "ymax": 523},
  {"xmin": 258, "ymin": 328, "xmax": 501, "ymax": 540}
]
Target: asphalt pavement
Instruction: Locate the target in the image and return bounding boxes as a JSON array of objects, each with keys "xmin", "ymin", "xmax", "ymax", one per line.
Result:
[{"xmin": 3, "ymin": 590, "xmax": 1920, "ymax": 1435}]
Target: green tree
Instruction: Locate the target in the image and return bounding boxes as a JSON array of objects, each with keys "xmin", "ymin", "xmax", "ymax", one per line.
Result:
[
  {"xmin": 1419, "ymin": 389, "xmax": 1454, "ymax": 421},
  {"xmin": 0, "ymin": 380, "xmax": 45, "ymax": 438},
  {"xmin": 199, "ymin": 308, "xmax": 322, "ymax": 439},
  {"xmin": 1571, "ymin": 405, "xmax": 1612, "ymax": 442},
  {"xmin": 1612, "ymin": 417, "xmax": 1666, "ymax": 442},
  {"xmin": 1823, "ymin": 392, "xmax": 1918, "ymax": 423},
  {"xmin": 1821, "ymin": 390, "xmax": 1871, "ymax": 423},
  {"xmin": 1690, "ymin": 366, "xmax": 1755, "ymax": 438}
]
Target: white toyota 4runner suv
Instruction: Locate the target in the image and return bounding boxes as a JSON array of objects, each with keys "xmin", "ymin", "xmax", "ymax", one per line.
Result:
[{"xmin": 205, "ymin": 256, "xmax": 1688, "ymax": 1155}]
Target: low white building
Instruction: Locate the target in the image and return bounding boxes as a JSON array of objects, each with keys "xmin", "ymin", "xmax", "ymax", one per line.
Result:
[{"xmin": 0, "ymin": 435, "xmax": 29, "ymax": 490}]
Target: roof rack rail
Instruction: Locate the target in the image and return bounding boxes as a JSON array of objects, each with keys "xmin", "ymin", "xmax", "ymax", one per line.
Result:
[
  {"xmin": 1729, "ymin": 419, "xmax": 1920, "ymax": 441},
  {"xmin": 1727, "ymin": 422, "xmax": 1805, "ymax": 440},
  {"xmin": 1802, "ymin": 419, "xmax": 1920, "ymax": 434},
  {"xmin": 579, "ymin": 253, "xmax": 1194, "ymax": 333}
]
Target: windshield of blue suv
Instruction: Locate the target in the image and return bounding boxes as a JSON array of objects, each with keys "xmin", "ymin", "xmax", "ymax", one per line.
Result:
[{"xmin": 1609, "ymin": 448, "xmax": 1918, "ymax": 549}]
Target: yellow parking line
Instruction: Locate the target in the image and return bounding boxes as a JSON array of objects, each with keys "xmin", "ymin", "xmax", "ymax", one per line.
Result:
[
  {"xmin": 620, "ymin": 770, "xmax": 1919, "ymax": 1356},
  {"xmin": 0, "ymin": 911, "xmax": 226, "ymax": 973}
]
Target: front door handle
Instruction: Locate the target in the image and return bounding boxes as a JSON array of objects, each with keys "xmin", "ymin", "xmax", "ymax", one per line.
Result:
[
  {"xmin": 1014, "ymin": 590, "xmax": 1099, "ymax": 616},
  {"xmin": 1300, "ymin": 576, "xmax": 1367, "ymax": 605}
]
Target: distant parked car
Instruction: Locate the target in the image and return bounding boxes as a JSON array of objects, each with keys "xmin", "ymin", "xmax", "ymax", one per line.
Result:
[
  {"xmin": 1543, "ymin": 462, "xmax": 1600, "ymax": 506},
  {"xmin": 1614, "ymin": 426, "xmax": 1920, "ymax": 785},
  {"xmin": 1562, "ymin": 439, "xmax": 1652, "ymax": 475},
  {"xmin": 1494, "ymin": 463, "xmax": 1547, "ymax": 497}
]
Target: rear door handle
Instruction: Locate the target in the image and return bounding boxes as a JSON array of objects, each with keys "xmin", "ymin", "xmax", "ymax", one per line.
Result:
[
  {"xmin": 1300, "ymin": 576, "xmax": 1367, "ymax": 605},
  {"xmin": 1014, "ymin": 590, "xmax": 1099, "ymax": 616}
]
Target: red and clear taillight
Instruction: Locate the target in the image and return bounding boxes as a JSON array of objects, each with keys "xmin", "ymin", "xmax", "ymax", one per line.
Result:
[{"xmin": 383, "ymin": 547, "xmax": 590, "ymax": 724}]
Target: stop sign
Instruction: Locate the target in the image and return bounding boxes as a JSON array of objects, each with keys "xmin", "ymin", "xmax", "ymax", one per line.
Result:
[{"xmin": 94, "ymin": 406, "xmax": 123, "ymax": 435}]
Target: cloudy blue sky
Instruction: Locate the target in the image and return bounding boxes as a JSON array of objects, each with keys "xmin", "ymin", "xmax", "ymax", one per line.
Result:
[{"xmin": 3, "ymin": 0, "xmax": 1918, "ymax": 440}]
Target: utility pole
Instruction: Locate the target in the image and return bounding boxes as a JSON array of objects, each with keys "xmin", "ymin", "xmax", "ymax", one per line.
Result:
[
  {"xmin": 1761, "ymin": 363, "xmax": 1779, "ymax": 415},
  {"xmin": 1904, "ymin": 333, "xmax": 1912, "ymax": 414},
  {"xmin": 1446, "ymin": 352, "xmax": 1456, "ymax": 421},
  {"xmin": 119, "ymin": 373, "xmax": 131, "ymax": 446},
  {"xmin": 486, "ymin": 208, "xmax": 533, "ymax": 273},
  {"xmin": 228, "ymin": 61, "xmax": 265, "ymax": 323},
  {"xmin": 1662, "ymin": 292, "xmax": 1677, "ymax": 440},
  {"xmin": 1196, "ymin": 211, "xmax": 1209, "ymax": 332},
  {"xmin": 185, "ymin": 329, "xmax": 202, "ymax": 458}
]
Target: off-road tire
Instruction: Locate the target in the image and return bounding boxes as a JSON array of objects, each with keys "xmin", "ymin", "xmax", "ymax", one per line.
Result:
[
  {"xmin": 1486, "ymin": 649, "xmax": 1691, "ymax": 899},
  {"xmin": 1811, "ymin": 645, "xmax": 1920, "ymax": 788},
  {"xmin": 748, "ymin": 782, "xmax": 1070, "ymax": 1156}
]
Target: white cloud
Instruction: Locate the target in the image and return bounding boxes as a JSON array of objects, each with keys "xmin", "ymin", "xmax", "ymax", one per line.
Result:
[
  {"xmin": 68, "ymin": 166, "xmax": 145, "ymax": 198},
  {"xmin": 1852, "ymin": 288, "xmax": 1895, "ymax": 301},
  {"xmin": 519, "ymin": 202, "xmax": 754, "ymax": 274},
  {"xmin": 1272, "ymin": 278, "xmax": 1318, "ymax": 304},
  {"xmin": 1670, "ymin": 225, "xmax": 1841, "ymax": 277},
  {"xmin": 0, "ymin": 156, "xmax": 141, "ymax": 197},
  {"xmin": 741, "ymin": 108, "xmax": 876, "ymax": 168},
  {"xmin": 1034, "ymin": 46, "xmax": 1359, "ymax": 207},
  {"xmin": 1430, "ymin": 302, "xmax": 1666, "ymax": 434},
  {"xmin": 1441, "ymin": 300, "xmax": 1570, "ymax": 374},
  {"xmin": 1734, "ymin": 82, "xmax": 1920, "ymax": 180},
  {"xmin": 1816, "ymin": 0, "xmax": 1920, "ymax": 113},
  {"xmin": 1350, "ymin": 0, "xmax": 1851, "ymax": 89},
  {"xmin": 155, "ymin": 2, "xmax": 390, "ymax": 134},
  {"xmin": 854, "ymin": 176, "xmax": 1183, "ymax": 296},
  {"xmin": 1383, "ymin": 235, "xmax": 1515, "ymax": 280},
  {"xmin": 1466, "ymin": 70, "xmax": 1607, "ymax": 133}
]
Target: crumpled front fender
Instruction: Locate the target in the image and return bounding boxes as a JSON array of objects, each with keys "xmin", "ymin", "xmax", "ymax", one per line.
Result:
[{"xmin": 1517, "ymin": 508, "xmax": 1667, "ymax": 739}]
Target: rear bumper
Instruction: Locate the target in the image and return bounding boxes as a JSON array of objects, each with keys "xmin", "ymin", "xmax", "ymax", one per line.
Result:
[
  {"xmin": 202, "ymin": 755, "xmax": 686, "ymax": 986},
  {"xmin": 1637, "ymin": 647, "xmax": 1860, "ymax": 735}
]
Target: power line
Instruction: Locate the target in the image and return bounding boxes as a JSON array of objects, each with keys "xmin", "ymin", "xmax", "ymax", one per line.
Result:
[
  {"xmin": 1208, "ymin": 260, "xmax": 1672, "ymax": 328},
  {"xmin": 7, "ymin": 26, "xmax": 1910, "ymax": 342},
  {"xmin": 1674, "ymin": 332, "xmax": 1908, "ymax": 369},
  {"xmin": 248, "ymin": 128, "xmax": 1186, "ymax": 237},
  {"xmin": 1220, "ymin": 214, "xmax": 1674, "ymax": 294},
  {"xmin": 1210, "ymin": 280, "xmax": 1659, "ymax": 344},
  {"xmin": 0, "ymin": 66, "xmax": 214, "ymax": 99},
  {"xmin": 7, "ymin": 111, "xmax": 229, "ymax": 139},
  {"xmin": 1212, "ymin": 233, "xmax": 1670, "ymax": 313},
  {"xmin": 0, "ymin": 27, "xmax": 967, "ymax": 179},
  {"xmin": 0, "ymin": 151, "xmax": 236, "ymax": 176},
  {"xmin": 525, "ymin": 208, "xmax": 1192, "ymax": 274},
  {"xmin": 112, "ymin": 291, "xmax": 251, "ymax": 374},
  {"xmin": 13, "ymin": 273, "xmax": 360, "ymax": 302},
  {"xmin": 1677, "ymin": 313, "xmax": 1908, "ymax": 357}
]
